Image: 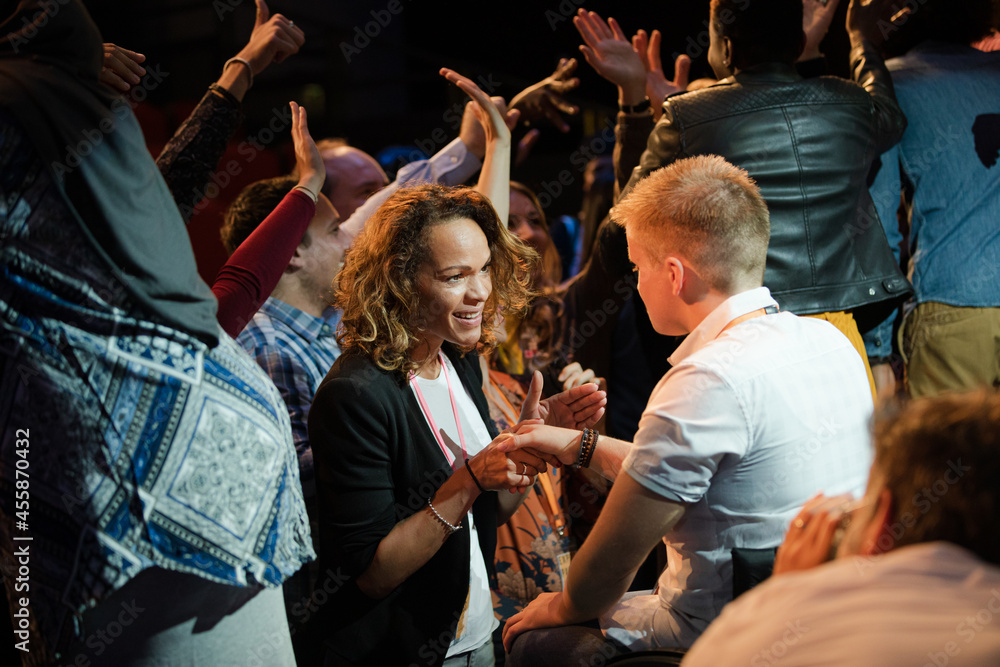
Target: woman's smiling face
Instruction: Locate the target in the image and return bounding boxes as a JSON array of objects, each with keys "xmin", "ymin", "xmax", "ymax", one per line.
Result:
[{"xmin": 413, "ymin": 217, "xmax": 493, "ymax": 352}]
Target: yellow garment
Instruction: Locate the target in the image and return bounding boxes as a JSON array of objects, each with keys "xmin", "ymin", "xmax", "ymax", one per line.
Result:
[
  {"xmin": 495, "ymin": 314, "xmax": 524, "ymax": 375},
  {"xmin": 805, "ymin": 311, "xmax": 877, "ymax": 402}
]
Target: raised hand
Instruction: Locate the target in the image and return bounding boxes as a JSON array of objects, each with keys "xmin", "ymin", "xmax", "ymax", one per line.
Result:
[
  {"xmin": 573, "ymin": 9, "xmax": 646, "ymax": 105},
  {"xmin": 509, "ymin": 58, "xmax": 581, "ymax": 133},
  {"xmin": 632, "ymin": 29, "xmax": 690, "ymax": 118},
  {"xmin": 290, "ymin": 101, "xmax": 324, "ymax": 198},
  {"xmin": 441, "ymin": 67, "xmax": 518, "ymax": 223},
  {"xmin": 801, "ymin": 0, "xmax": 842, "ymax": 61},
  {"xmin": 235, "ymin": 0, "xmax": 305, "ymax": 77},
  {"xmin": 101, "ymin": 44, "xmax": 146, "ymax": 93}
]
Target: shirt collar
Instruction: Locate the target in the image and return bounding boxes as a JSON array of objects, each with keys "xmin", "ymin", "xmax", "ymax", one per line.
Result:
[
  {"xmin": 260, "ymin": 297, "xmax": 337, "ymax": 343},
  {"xmin": 668, "ymin": 286, "xmax": 778, "ymax": 366}
]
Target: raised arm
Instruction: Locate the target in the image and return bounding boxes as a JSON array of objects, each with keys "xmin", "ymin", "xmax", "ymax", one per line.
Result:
[
  {"xmin": 439, "ymin": 67, "xmax": 518, "ymax": 223},
  {"xmin": 212, "ymin": 101, "xmax": 323, "ymax": 337},
  {"xmin": 154, "ymin": 0, "xmax": 305, "ymax": 221},
  {"xmin": 846, "ymin": 0, "xmax": 907, "ymax": 153}
]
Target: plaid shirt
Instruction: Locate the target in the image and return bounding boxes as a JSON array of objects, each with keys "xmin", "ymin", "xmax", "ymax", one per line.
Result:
[{"xmin": 237, "ymin": 297, "xmax": 341, "ymax": 488}]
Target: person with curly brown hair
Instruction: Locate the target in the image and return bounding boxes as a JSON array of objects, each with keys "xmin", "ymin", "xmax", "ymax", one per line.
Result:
[{"xmin": 307, "ymin": 70, "xmax": 605, "ymax": 666}]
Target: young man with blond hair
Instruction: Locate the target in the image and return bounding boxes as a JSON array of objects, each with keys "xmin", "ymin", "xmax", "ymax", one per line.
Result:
[{"xmin": 501, "ymin": 155, "xmax": 875, "ymax": 665}]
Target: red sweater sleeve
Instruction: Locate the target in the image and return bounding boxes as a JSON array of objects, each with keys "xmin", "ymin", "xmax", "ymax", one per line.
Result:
[{"xmin": 213, "ymin": 189, "xmax": 315, "ymax": 338}]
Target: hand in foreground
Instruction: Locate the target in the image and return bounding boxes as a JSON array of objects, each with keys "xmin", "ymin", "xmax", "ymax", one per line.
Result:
[
  {"xmin": 289, "ymin": 101, "xmax": 324, "ymax": 197},
  {"xmin": 235, "ymin": 0, "xmax": 305, "ymax": 76},
  {"xmin": 573, "ymin": 9, "xmax": 645, "ymax": 103},
  {"xmin": 502, "ymin": 591, "xmax": 572, "ymax": 653},
  {"xmin": 773, "ymin": 493, "xmax": 855, "ymax": 576},
  {"xmin": 800, "ymin": 0, "xmax": 842, "ymax": 61},
  {"xmin": 469, "ymin": 433, "xmax": 546, "ymax": 494},
  {"xmin": 509, "ymin": 58, "xmax": 581, "ymax": 133},
  {"xmin": 846, "ymin": 0, "xmax": 892, "ymax": 48},
  {"xmin": 632, "ymin": 29, "xmax": 690, "ymax": 118},
  {"xmin": 501, "ymin": 422, "xmax": 582, "ymax": 469},
  {"xmin": 518, "ymin": 370, "xmax": 607, "ymax": 429},
  {"xmin": 101, "ymin": 44, "xmax": 146, "ymax": 92}
]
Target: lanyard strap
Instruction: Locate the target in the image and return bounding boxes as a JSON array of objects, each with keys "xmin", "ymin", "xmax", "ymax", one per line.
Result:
[
  {"xmin": 410, "ymin": 350, "xmax": 468, "ymax": 468},
  {"xmin": 536, "ymin": 471, "xmax": 567, "ymax": 537}
]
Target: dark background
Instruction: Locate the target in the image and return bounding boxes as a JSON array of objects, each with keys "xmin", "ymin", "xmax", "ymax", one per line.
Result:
[{"xmin": 82, "ymin": 0, "xmax": 852, "ymax": 279}]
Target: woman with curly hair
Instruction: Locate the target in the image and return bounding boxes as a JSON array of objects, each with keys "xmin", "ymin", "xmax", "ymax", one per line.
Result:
[{"xmin": 307, "ymin": 71, "xmax": 605, "ymax": 666}]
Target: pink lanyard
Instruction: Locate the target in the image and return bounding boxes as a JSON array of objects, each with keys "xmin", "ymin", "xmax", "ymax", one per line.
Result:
[{"xmin": 409, "ymin": 350, "xmax": 467, "ymax": 469}]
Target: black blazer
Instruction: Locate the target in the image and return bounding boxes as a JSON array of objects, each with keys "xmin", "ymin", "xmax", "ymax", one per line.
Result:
[{"xmin": 308, "ymin": 343, "xmax": 499, "ymax": 666}]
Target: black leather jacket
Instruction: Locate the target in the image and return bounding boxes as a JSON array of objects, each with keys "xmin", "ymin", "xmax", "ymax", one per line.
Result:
[{"xmin": 619, "ymin": 43, "xmax": 911, "ymax": 317}]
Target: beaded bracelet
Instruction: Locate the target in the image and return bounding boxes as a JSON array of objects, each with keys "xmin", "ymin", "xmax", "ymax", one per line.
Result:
[
  {"xmin": 576, "ymin": 428, "xmax": 598, "ymax": 469},
  {"xmin": 426, "ymin": 498, "xmax": 461, "ymax": 535}
]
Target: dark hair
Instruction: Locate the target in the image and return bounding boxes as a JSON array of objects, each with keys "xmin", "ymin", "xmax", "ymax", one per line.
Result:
[
  {"xmin": 220, "ymin": 175, "xmax": 296, "ymax": 255},
  {"xmin": 336, "ymin": 184, "xmax": 536, "ymax": 374},
  {"xmin": 882, "ymin": 0, "xmax": 998, "ymax": 56},
  {"xmin": 873, "ymin": 389, "xmax": 1000, "ymax": 565},
  {"xmin": 711, "ymin": 0, "xmax": 803, "ymax": 69}
]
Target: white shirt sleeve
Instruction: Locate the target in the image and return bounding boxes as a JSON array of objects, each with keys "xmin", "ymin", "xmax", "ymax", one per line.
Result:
[
  {"xmin": 623, "ymin": 363, "xmax": 750, "ymax": 504},
  {"xmin": 339, "ymin": 138, "xmax": 482, "ymax": 240}
]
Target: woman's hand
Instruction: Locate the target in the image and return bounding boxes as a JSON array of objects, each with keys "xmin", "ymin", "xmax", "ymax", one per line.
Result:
[
  {"xmin": 509, "ymin": 58, "xmax": 581, "ymax": 133},
  {"xmin": 773, "ymin": 493, "xmax": 854, "ymax": 576},
  {"xmin": 235, "ymin": 0, "xmax": 304, "ymax": 75},
  {"xmin": 101, "ymin": 44, "xmax": 146, "ymax": 93},
  {"xmin": 290, "ymin": 101, "xmax": 324, "ymax": 198},
  {"xmin": 518, "ymin": 370, "xmax": 607, "ymax": 429},
  {"xmin": 467, "ymin": 433, "xmax": 545, "ymax": 494},
  {"xmin": 440, "ymin": 67, "xmax": 517, "ymax": 223}
]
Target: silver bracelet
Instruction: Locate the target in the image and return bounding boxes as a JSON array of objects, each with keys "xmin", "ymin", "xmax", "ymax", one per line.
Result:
[
  {"xmin": 223, "ymin": 56, "xmax": 253, "ymax": 88},
  {"xmin": 426, "ymin": 498, "xmax": 462, "ymax": 535}
]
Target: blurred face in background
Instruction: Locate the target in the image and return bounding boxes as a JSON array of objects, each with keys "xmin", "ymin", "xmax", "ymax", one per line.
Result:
[{"xmin": 508, "ymin": 189, "xmax": 551, "ymax": 255}]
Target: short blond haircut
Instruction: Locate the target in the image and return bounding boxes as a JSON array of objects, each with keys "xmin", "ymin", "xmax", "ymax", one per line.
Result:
[{"xmin": 612, "ymin": 155, "xmax": 770, "ymax": 292}]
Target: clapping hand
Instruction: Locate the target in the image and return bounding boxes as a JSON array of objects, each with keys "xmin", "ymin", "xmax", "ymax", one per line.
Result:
[
  {"xmin": 573, "ymin": 9, "xmax": 646, "ymax": 105},
  {"xmin": 290, "ymin": 101, "xmax": 324, "ymax": 198},
  {"xmin": 632, "ymin": 29, "xmax": 690, "ymax": 119}
]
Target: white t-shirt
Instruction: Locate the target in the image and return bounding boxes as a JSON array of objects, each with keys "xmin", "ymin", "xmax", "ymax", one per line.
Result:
[
  {"xmin": 410, "ymin": 354, "xmax": 498, "ymax": 656},
  {"xmin": 605, "ymin": 287, "xmax": 874, "ymax": 649}
]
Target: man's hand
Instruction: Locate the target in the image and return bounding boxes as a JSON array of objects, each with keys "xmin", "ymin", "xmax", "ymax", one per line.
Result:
[
  {"xmin": 502, "ymin": 592, "xmax": 574, "ymax": 653},
  {"xmin": 800, "ymin": 0, "xmax": 842, "ymax": 61},
  {"xmin": 235, "ymin": 0, "xmax": 305, "ymax": 76},
  {"xmin": 773, "ymin": 493, "xmax": 855, "ymax": 575},
  {"xmin": 290, "ymin": 101, "xmax": 324, "ymax": 197},
  {"xmin": 846, "ymin": 0, "xmax": 892, "ymax": 49},
  {"xmin": 573, "ymin": 9, "xmax": 646, "ymax": 106},
  {"xmin": 509, "ymin": 58, "xmax": 581, "ymax": 133},
  {"xmin": 502, "ymin": 422, "xmax": 581, "ymax": 468},
  {"xmin": 632, "ymin": 29, "xmax": 690, "ymax": 118},
  {"xmin": 518, "ymin": 370, "xmax": 606, "ymax": 428},
  {"xmin": 101, "ymin": 44, "xmax": 146, "ymax": 93}
]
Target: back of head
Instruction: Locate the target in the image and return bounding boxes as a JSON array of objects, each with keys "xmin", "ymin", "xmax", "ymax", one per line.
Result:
[
  {"xmin": 220, "ymin": 175, "xmax": 297, "ymax": 255},
  {"xmin": 612, "ymin": 154, "xmax": 770, "ymax": 294},
  {"xmin": 873, "ymin": 389, "xmax": 1000, "ymax": 565},
  {"xmin": 711, "ymin": 0, "xmax": 803, "ymax": 69}
]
